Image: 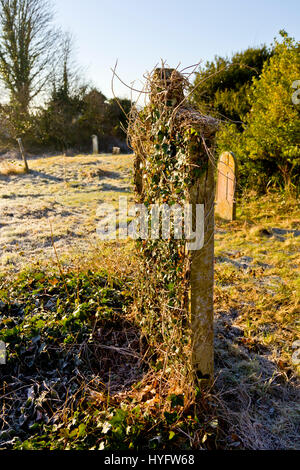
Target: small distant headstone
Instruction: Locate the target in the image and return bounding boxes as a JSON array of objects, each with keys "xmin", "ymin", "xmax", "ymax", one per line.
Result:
[
  {"xmin": 92, "ymin": 135, "xmax": 99, "ymax": 154},
  {"xmin": 112, "ymin": 147, "xmax": 121, "ymax": 155},
  {"xmin": 292, "ymin": 340, "xmax": 300, "ymax": 350},
  {"xmin": 292, "ymin": 349, "xmax": 300, "ymax": 366},
  {"xmin": 292, "ymin": 340, "xmax": 300, "ymax": 366},
  {"xmin": 215, "ymin": 151, "xmax": 237, "ymax": 221}
]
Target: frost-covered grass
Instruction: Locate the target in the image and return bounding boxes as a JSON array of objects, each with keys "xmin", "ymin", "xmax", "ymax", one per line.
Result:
[
  {"xmin": 0, "ymin": 154, "xmax": 134, "ymax": 272},
  {"xmin": 0, "ymin": 154, "xmax": 299, "ymax": 450}
]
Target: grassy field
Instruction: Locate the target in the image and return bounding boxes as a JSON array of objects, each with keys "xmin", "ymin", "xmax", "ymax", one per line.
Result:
[
  {"xmin": 0, "ymin": 154, "xmax": 299, "ymax": 450},
  {"xmin": 0, "ymin": 154, "xmax": 134, "ymax": 271}
]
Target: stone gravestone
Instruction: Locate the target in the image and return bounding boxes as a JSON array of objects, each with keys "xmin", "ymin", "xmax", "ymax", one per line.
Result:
[
  {"xmin": 215, "ymin": 151, "xmax": 237, "ymax": 221},
  {"xmin": 92, "ymin": 135, "xmax": 99, "ymax": 154},
  {"xmin": 112, "ymin": 147, "xmax": 121, "ymax": 155},
  {"xmin": 132, "ymin": 68, "xmax": 218, "ymax": 386}
]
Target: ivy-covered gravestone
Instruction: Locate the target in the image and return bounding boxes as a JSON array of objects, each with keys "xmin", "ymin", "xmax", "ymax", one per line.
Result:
[{"xmin": 129, "ymin": 67, "xmax": 218, "ymax": 391}]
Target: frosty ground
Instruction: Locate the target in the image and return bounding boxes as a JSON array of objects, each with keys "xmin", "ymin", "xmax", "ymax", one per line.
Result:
[{"xmin": 0, "ymin": 154, "xmax": 299, "ymax": 450}]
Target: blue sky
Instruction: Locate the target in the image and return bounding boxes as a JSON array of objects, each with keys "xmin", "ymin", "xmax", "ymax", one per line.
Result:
[{"xmin": 55, "ymin": 0, "xmax": 299, "ymax": 100}]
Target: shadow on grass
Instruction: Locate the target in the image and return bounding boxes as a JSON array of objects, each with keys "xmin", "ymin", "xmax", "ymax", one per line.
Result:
[
  {"xmin": 27, "ymin": 170, "xmax": 63, "ymax": 182},
  {"xmin": 214, "ymin": 308, "xmax": 299, "ymax": 450}
]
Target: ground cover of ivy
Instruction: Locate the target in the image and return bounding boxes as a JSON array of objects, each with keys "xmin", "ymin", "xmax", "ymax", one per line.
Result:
[{"xmin": 0, "ymin": 268, "xmax": 219, "ymax": 450}]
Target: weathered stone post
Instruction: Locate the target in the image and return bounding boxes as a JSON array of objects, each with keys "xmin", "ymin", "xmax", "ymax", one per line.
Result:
[
  {"xmin": 17, "ymin": 138, "xmax": 29, "ymax": 173},
  {"xmin": 166, "ymin": 69, "xmax": 217, "ymax": 384},
  {"xmin": 189, "ymin": 149, "xmax": 215, "ymax": 383},
  {"xmin": 130, "ymin": 67, "xmax": 218, "ymax": 389},
  {"xmin": 92, "ymin": 135, "xmax": 99, "ymax": 154}
]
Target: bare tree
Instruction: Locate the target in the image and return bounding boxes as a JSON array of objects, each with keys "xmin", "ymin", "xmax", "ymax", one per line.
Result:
[{"xmin": 0, "ymin": 0, "xmax": 59, "ymax": 114}]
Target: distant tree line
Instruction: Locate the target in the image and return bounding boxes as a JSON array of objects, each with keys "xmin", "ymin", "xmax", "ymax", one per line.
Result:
[
  {"xmin": 192, "ymin": 31, "xmax": 300, "ymax": 192},
  {"xmin": 0, "ymin": 0, "xmax": 131, "ymax": 154},
  {"xmin": 0, "ymin": 1, "xmax": 298, "ymax": 191}
]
